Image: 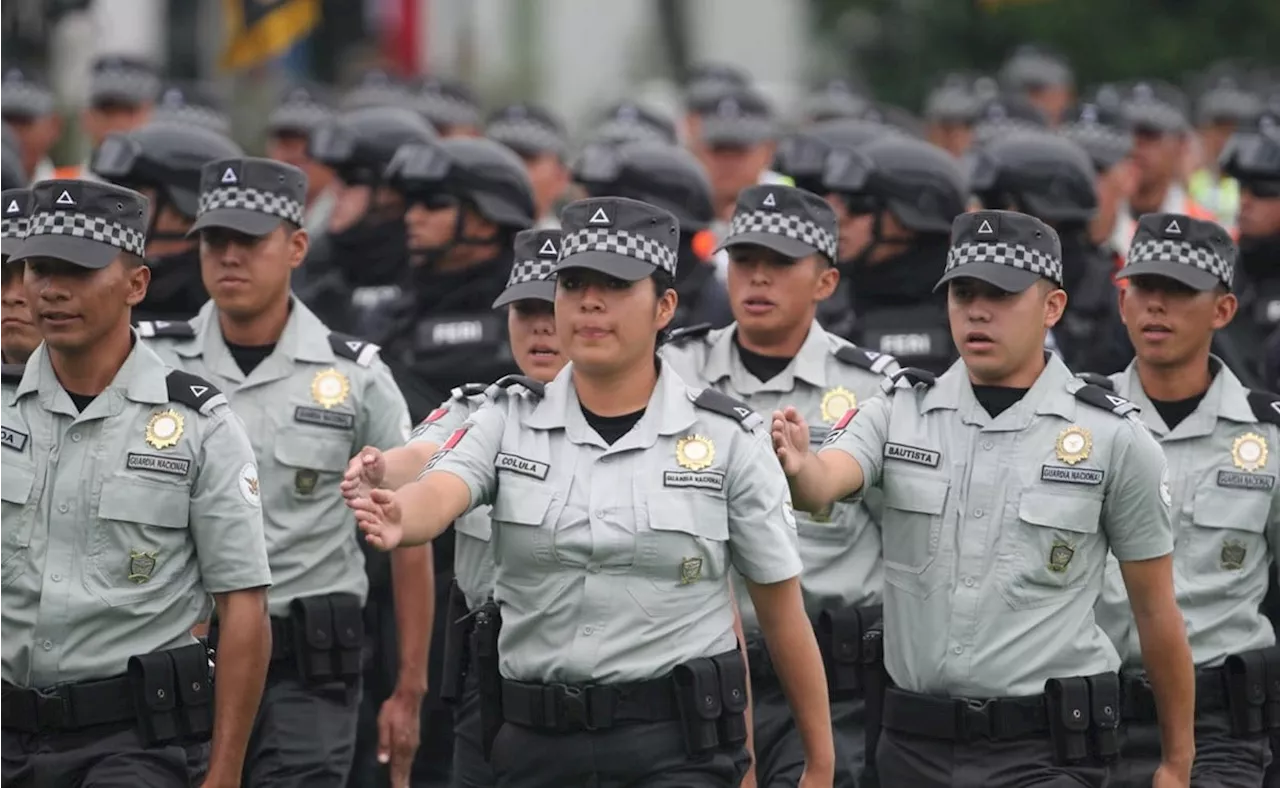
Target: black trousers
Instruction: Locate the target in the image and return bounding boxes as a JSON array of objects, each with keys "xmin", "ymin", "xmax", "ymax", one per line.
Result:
[
  {"xmin": 452, "ymin": 671, "xmax": 497, "ymax": 788},
  {"xmin": 490, "ymin": 720, "xmax": 749, "ymax": 788},
  {"xmin": 1109, "ymin": 710, "xmax": 1270, "ymax": 788},
  {"xmin": 751, "ymin": 679, "xmax": 865, "ymax": 787},
  {"xmin": 1, "ymin": 724, "xmax": 208, "ymax": 788},
  {"xmin": 876, "ymin": 727, "xmax": 1108, "ymax": 788},
  {"xmin": 243, "ymin": 671, "xmax": 362, "ymax": 787}
]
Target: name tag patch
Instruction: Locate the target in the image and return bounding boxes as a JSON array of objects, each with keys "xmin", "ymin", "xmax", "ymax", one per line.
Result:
[
  {"xmin": 1, "ymin": 426, "xmax": 28, "ymax": 451},
  {"xmin": 663, "ymin": 470, "xmax": 725, "ymax": 491},
  {"xmin": 1217, "ymin": 470, "xmax": 1277, "ymax": 491},
  {"xmin": 808, "ymin": 426, "xmax": 829, "ymax": 446},
  {"xmin": 885, "ymin": 442, "xmax": 940, "ymax": 467},
  {"xmin": 495, "ymin": 452, "xmax": 549, "ymax": 480},
  {"xmin": 1041, "ymin": 465, "xmax": 1104, "ymax": 485},
  {"xmin": 294, "ymin": 406, "xmax": 355, "ymax": 430},
  {"xmin": 127, "ymin": 452, "xmax": 192, "ymax": 477}
]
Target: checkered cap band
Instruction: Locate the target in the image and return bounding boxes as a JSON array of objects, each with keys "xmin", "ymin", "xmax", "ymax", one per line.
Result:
[
  {"xmin": 92, "ymin": 70, "xmax": 160, "ymax": 103},
  {"xmin": 727, "ymin": 210, "xmax": 837, "ymax": 260},
  {"xmin": 417, "ymin": 93, "xmax": 480, "ymax": 127},
  {"xmin": 593, "ymin": 119, "xmax": 669, "ymax": 144},
  {"xmin": 153, "ymin": 105, "xmax": 230, "ymax": 135},
  {"xmin": 945, "ymin": 241, "xmax": 1063, "ymax": 285},
  {"xmin": 1, "ymin": 216, "xmax": 29, "ymax": 241},
  {"xmin": 1128, "ymin": 239, "xmax": 1233, "ymax": 288},
  {"xmin": 487, "ymin": 119, "xmax": 565, "ymax": 154},
  {"xmin": 560, "ymin": 228, "xmax": 678, "ymax": 275},
  {"xmin": 27, "ymin": 211, "xmax": 145, "ymax": 256},
  {"xmin": 506, "ymin": 256, "xmax": 557, "ymax": 288},
  {"xmin": 975, "ymin": 117, "xmax": 1042, "ymax": 145},
  {"xmin": 1061, "ymin": 122, "xmax": 1130, "ymax": 156},
  {"xmin": 198, "ymin": 186, "xmax": 305, "ymax": 225}
]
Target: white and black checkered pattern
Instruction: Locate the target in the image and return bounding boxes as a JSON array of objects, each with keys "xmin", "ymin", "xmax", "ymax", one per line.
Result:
[
  {"xmin": 727, "ymin": 210, "xmax": 838, "ymax": 260},
  {"xmin": 506, "ymin": 257, "xmax": 557, "ymax": 288},
  {"xmin": 945, "ymin": 241, "xmax": 1063, "ymax": 285},
  {"xmin": 1128, "ymin": 239, "xmax": 1233, "ymax": 288},
  {"xmin": 1, "ymin": 216, "xmax": 28, "ymax": 241},
  {"xmin": 1060, "ymin": 123, "xmax": 1131, "ymax": 161},
  {"xmin": 93, "ymin": 71, "xmax": 160, "ymax": 103},
  {"xmin": 27, "ymin": 211, "xmax": 145, "ymax": 256},
  {"xmin": 416, "ymin": 93, "xmax": 480, "ymax": 127},
  {"xmin": 560, "ymin": 228, "xmax": 678, "ymax": 275},
  {"xmin": 198, "ymin": 186, "xmax": 305, "ymax": 225},
  {"xmin": 153, "ymin": 104, "xmax": 230, "ymax": 135},
  {"xmin": 487, "ymin": 119, "xmax": 565, "ymax": 155}
]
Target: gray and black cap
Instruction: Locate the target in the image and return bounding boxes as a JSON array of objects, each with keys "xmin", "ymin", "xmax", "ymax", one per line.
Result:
[
  {"xmin": 9, "ymin": 180, "xmax": 148, "ymax": 269},
  {"xmin": 1120, "ymin": 82, "xmax": 1189, "ymax": 134},
  {"xmin": 936, "ymin": 209, "xmax": 1063, "ymax": 293},
  {"xmin": 719, "ymin": 184, "xmax": 837, "ymax": 262},
  {"xmin": 268, "ymin": 82, "xmax": 333, "ymax": 135},
  {"xmin": 554, "ymin": 197, "xmax": 679, "ymax": 282},
  {"xmin": 189, "ymin": 157, "xmax": 307, "ymax": 237},
  {"xmin": 152, "ymin": 82, "xmax": 230, "ymax": 135},
  {"xmin": 690, "ymin": 86, "xmax": 776, "ymax": 146},
  {"xmin": 1117, "ymin": 213, "xmax": 1235, "ymax": 291},
  {"xmin": 88, "ymin": 56, "xmax": 160, "ymax": 108},
  {"xmin": 2, "ymin": 188, "xmax": 32, "ymax": 258},
  {"xmin": 414, "ymin": 76, "xmax": 480, "ymax": 131},
  {"xmin": 1059, "ymin": 102, "xmax": 1133, "ymax": 172},
  {"xmin": 493, "ymin": 229, "xmax": 561, "ymax": 308},
  {"xmin": 2, "ymin": 67, "xmax": 54, "ymax": 119},
  {"xmin": 486, "ymin": 103, "xmax": 567, "ymax": 159},
  {"xmin": 591, "ymin": 101, "xmax": 678, "ymax": 146}
]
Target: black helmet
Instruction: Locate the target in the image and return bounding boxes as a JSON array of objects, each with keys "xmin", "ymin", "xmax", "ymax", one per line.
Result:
[
  {"xmin": 1220, "ymin": 116, "xmax": 1280, "ymax": 185},
  {"xmin": 968, "ymin": 131, "xmax": 1097, "ymax": 225},
  {"xmin": 385, "ymin": 137, "xmax": 535, "ymax": 230},
  {"xmin": 572, "ymin": 141, "xmax": 713, "ymax": 232},
  {"xmin": 309, "ymin": 106, "xmax": 437, "ymax": 186},
  {"xmin": 2, "ymin": 125, "xmax": 25, "ymax": 190},
  {"xmin": 773, "ymin": 119, "xmax": 894, "ymax": 195},
  {"xmin": 823, "ymin": 135, "xmax": 967, "ymax": 234},
  {"xmin": 90, "ymin": 121, "xmax": 244, "ymax": 219}
]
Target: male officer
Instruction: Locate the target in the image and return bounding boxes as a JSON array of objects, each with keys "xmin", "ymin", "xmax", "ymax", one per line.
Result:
[
  {"xmin": 265, "ymin": 83, "xmax": 337, "ymax": 235},
  {"xmin": 61, "ymin": 56, "xmax": 160, "ymax": 180},
  {"xmin": 136, "ymin": 158, "xmax": 427, "ymax": 787},
  {"xmin": 2, "ymin": 179, "xmax": 272, "ymax": 786},
  {"xmin": 662, "ymin": 184, "xmax": 895, "ymax": 787},
  {"xmin": 589, "ymin": 101, "xmax": 679, "ymax": 147},
  {"xmin": 1, "ymin": 188, "xmax": 38, "ymax": 365},
  {"xmin": 486, "ymin": 103, "xmax": 571, "ymax": 229},
  {"xmin": 773, "ymin": 210, "xmax": 1196, "ymax": 787},
  {"xmin": 687, "ymin": 85, "xmax": 780, "ymax": 225},
  {"xmin": 1, "ymin": 67, "xmax": 61, "ymax": 182},
  {"xmin": 151, "ymin": 82, "xmax": 231, "ymax": 136},
  {"xmin": 1059, "ymin": 103, "xmax": 1138, "ymax": 262},
  {"xmin": 414, "ymin": 76, "xmax": 482, "ymax": 138},
  {"xmin": 1095, "ymin": 213, "xmax": 1276, "ymax": 787}
]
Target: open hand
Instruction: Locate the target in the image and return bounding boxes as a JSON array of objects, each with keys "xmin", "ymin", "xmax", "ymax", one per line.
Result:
[
  {"xmin": 351, "ymin": 488, "xmax": 405, "ymax": 551},
  {"xmin": 341, "ymin": 447, "xmax": 386, "ymax": 502},
  {"xmin": 771, "ymin": 406, "xmax": 811, "ymax": 476}
]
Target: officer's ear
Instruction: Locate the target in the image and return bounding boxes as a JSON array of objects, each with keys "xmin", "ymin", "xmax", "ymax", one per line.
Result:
[
  {"xmin": 120, "ymin": 252, "xmax": 151, "ymax": 307},
  {"xmin": 1040, "ymin": 280, "xmax": 1068, "ymax": 329},
  {"xmin": 1211, "ymin": 287, "xmax": 1238, "ymax": 330},
  {"xmin": 813, "ymin": 255, "xmax": 840, "ymax": 301},
  {"xmin": 653, "ymin": 280, "xmax": 678, "ymax": 333},
  {"xmin": 284, "ymin": 223, "xmax": 309, "ymax": 270}
]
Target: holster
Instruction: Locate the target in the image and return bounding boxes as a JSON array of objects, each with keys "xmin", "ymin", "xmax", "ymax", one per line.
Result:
[
  {"xmin": 1044, "ymin": 676, "xmax": 1091, "ymax": 765},
  {"xmin": 471, "ymin": 600, "xmax": 503, "ymax": 760},
  {"xmin": 711, "ymin": 651, "xmax": 748, "ymax": 749},
  {"xmin": 289, "ymin": 593, "xmax": 363, "ymax": 685},
  {"xmin": 816, "ymin": 604, "xmax": 881, "ymax": 696},
  {"xmin": 672, "ymin": 657, "xmax": 723, "ymax": 757},
  {"xmin": 1225, "ymin": 649, "xmax": 1268, "ymax": 737},
  {"xmin": 1260, "ymin": 646, "xmax": 1280, "ymax": 732},
  {"xmin": 127, "ymin": 643, "xmax": 213, "ymax": 747},
  {"xmin": 860, "ymin": 621, "xmax": 887, "ymax": 788},
  {"xmin": 440, "ymin": 580, "xmax": 472, "ymax": 705},
  {"xmin": 1084, "ymin": 672, "xmax": 1120, "ymax": 761}
]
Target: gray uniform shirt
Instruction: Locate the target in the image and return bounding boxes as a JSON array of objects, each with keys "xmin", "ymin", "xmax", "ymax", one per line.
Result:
[
  {"xmin": 2, "ymin": 339, "xmax": 270, "ymax": 688},
  {"xmin": 408, "ymin": 384, "xmax": 495, "ymax": 611},
  {"xmin": 661, "ymin": 320, "xmax": 895, "ymax": 627},
  {"xmin": 821, "ymin": 354, "xmax": 1173, "ymax": 698},
  {"xmin": 145, "ymin": 300, "xmax": 410, "ymax": 614},
  {"xmin": 427, "ymin": 362, "xmax": 803, "ymax": 685},
  {"xmin": 1096, "ymin": 360, "xmax": 1280, "ymax": 668}
]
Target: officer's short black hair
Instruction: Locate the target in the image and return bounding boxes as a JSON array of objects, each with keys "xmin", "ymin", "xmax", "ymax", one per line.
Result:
[
  {"xmin": 651, "ymin": 268, "xmax": 675, "ymax": 296},
  {"xmin": 121, "ymin": 251, "xmax": 146, "ymax": 269}
]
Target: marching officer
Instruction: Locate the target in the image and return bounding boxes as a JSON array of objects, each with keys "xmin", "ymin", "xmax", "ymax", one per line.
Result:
[
  {"xmin": 136, "ymin": 157, "xmax": 428, "ymax": 787},
  {"xmin": 1095, "ymin": 213, "xmax": 1276, "ymax": 787},
  {"xmin": 773, "ymin": 209, "xmax": 1195, "ymax": 787},
  {"xmin": 350, "ymin": 196, "xmax": 837, "ymax": 787},
  {"xmin": 66, "ymin": 56, "xmax": 161, "ymax": 179},
  {"xmin": 343, "ymin": 228, "xmax": 569, "ymax": 788},
  {"xmin": 1058, "ymin": 102, "xmax": 1138, "ymax": 262},
  {"xmin": 661, "ymin": 184, "xmax": 896, "ymax": 787},
  {"xmin": 485, "ymin": 103, "xmax": 571, "ymax": 229},
  {"xmin": 822, "ymin": 134, "xmax": 968, "ymax": 372},
  {"xmin": 2, "ymin": 180, "xmax": 272, "ymax": 786},
  {"xmin": 264, "ymin": 82, "xmax": 337, "ymax": 235},
  {"xmin": 1, "ymin": 188, "xmax": 37, "ymax": 365}
]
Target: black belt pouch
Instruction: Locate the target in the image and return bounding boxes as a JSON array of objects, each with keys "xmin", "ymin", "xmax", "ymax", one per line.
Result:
[
  {"xmin": 1225, "ymin": 650, "xmax": 1267, "ymax": 736},
  {"xmin": 1045, "ymin": 676, "xmax": 1090, "ymax": 765},
  {"xmin": 672, "ymin": 658, "xmax": 723, "ymax": 757},
  {"xmin": 127, "ymin": 651, "xmax": 180, "ymax": 746},
  {"xmin": 440, "ymin": 582, "xmax": 470, "ymax": 704},
  {"xmin": 170, "ymin": 643, "xmax": 214, "ymax": 741},
  {"xmin": 329, "ymin": 594, "xmax": 364, "ymax": 681},
  {"xmin": 1084, "ymin": 672, "xmax": 1119, "ymax": 761},
  {"xmin": 290, "ymin": 595, "xmax": 336, "ymax": 683},
  {"xmin": 711, "ymin": 651, "xmax": 748, "ymax": 748}
]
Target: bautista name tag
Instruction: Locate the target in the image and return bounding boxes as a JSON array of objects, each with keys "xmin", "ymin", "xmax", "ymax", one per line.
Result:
[
  {"xmin": 663, "ymin": 470, "xmax": 725, "ymax": 491},
  {"xmin": 1, "ymin": 426, "xmax": 28, "ymax": 452},
  {"xmin": 127, "ymin": 452, "xmax": 192, "ymax": 477},
  {"xmin": 495, "ymin": 453, "xmax": 549, "ymax": 480},
  {"xmin": 294, "ymin": 406, "xmax": 355, "ymax": 430},
  {"xmin": 1217, "ymin": 470, "xmax": 1276, "ymax": 491},
  {"xmin": 1041, "ymin": 465, "xmax": 1104, "ymax": 486},
  {"xmin": 885, "ymin": 442, "xmax": 940, "ymax": 468}
]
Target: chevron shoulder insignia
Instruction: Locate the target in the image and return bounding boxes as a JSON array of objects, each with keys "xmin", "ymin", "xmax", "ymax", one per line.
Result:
[
  {"xmin": 834, "ymin": 344, "xmax": 896, "ymax": 375},
  {"xmin": 880, "ymin": 367, "xmax": 937, "ymax": 394},
  {"xmin": 493, "ymin": 375, "xmax": 545, "ymax": 398},
  {"xmin": 328, "ymin": 333, "xmax": 380, "ymax": 367},
  {"xmin": 165, "ymin": 370, "xmax": 224, "ymax": 415},
  {"xmin": 1073, "ymin": 384, "xmax": 1138, "ymax": 418},
  {"xmin": 692, "ymin": 388, "xmax": 761, "ymax": 431},
  {"xmin": 1247, "ymin": 390, "xmax": 1280, "ymax": 426},
  {"xmin": 136, "ymin": 320, "xmax": 196, "ymax": 339},
  {"xmin": 662, "ymin": 322, "xmax": 713, "ymax": 346},
  {"xmin": 1075, "ymin": 372, "xmax": 1115, "ymax": 391}
]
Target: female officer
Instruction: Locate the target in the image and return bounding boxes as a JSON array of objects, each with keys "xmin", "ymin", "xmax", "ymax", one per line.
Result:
[
  {"xmin": 350, "ymin": 196, "xmax": 835, "ymax": 788},
  {"xmin": 342, "ymin": 227, "xmax": 567, "ymax": 788}
]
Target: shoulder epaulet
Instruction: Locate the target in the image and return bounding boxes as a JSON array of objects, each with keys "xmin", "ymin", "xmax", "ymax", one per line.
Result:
[
  {"xmin": 451, "ymin": 382, "xmax": 490, "ymax": 400},
  {"xmin": 880, "ymin": 367, "xmax": 936, "ymax": 394},
  {"xmin": 1247, "ymin": 390, "xmax": 1280, "ymax": 426},
  {"xmin": 328, "ymin": 333, "xmax": 380, "ymax": 367},
  {"xmin": 1075, "ymin": 372, "xmax": 1115, "ymax": 392},
  {"xmin": 1, "ymin": 363, "xmax": 24, "ymax": 384},
  {"xmin": 136, "ymin": 320, "xmax": 196, "ymax": 339},
  {"xmin": 834, "ymin": 345, "xmax": 896, "ymax": 375},
  {"xmin": 692, "ymin": 388, "xmax": 762, "ymax": 431},
  {"xmin": 1073, "ymin": 384, "xmax": 1139, "ymax": 418},
  {"xmin": 493, "ymin": 374, "xmax": 545, "ymax": 398},
  {"xmin": 662, "ymin": 322, "xmax": 713, "ymax": 346},
  {"xmin": 165, "ymin": 370, "xmax": 224, "ymax": 415}
]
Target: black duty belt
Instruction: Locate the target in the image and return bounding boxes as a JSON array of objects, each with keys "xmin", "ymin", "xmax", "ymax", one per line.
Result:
[
  {"xmin": 501, "ymin": 676, "xmax": 679, "ymax": 732},
  {"xmin": 2, "ymin": 675, "xmax": 136, "ymax": 734},
  {"xmin": 882, "ymin": 687, "xmax": 1050, "ymax": 742},
  {"xmin": 1121, "ymin": 667, "xmax": 1228, "ymax": 722}
]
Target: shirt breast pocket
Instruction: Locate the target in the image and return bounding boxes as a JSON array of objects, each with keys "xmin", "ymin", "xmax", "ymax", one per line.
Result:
[
  {"xmin": 1183, "ymin": 485, "xmax": 1270, "ymax": 596},
  {"xmin": 880, "ymin": 474, "xmax": 949, "ymax": 597},
  {"xmin": 86, "ymin": 478, "xmax": 193, "ymax": 606},
  {"xmin": 997, "ymin": 491, "xmax": 1101, "ymax": 610},
  {"xmin": 490, "ymin": 479, "xmax": 555, "ymax": 567},
  {"xmin": 629, "ymin": 492, "xmax": 729, "ymax": 616},
  {"xmin": 1, "ymin": 463, "xmax": 37, "ymax": 588},
  {"xmin": 273, "ymin": 434, "xmax": 353, "ymax": 503}
]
